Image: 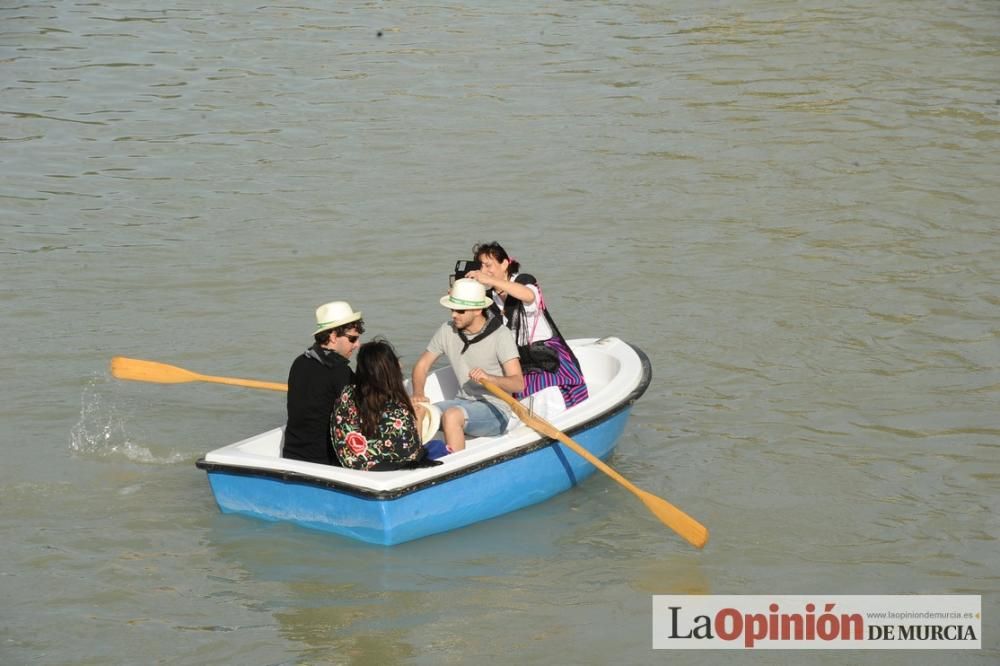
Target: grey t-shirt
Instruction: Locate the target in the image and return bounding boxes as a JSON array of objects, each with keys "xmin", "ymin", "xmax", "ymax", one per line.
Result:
[{"xmin": 427, "ymin": 318, "xmax": 520, "ymax": 417}]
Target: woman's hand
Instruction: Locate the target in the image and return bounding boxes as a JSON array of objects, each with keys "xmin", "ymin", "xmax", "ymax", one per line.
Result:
[
  {"xmin": 467, "ymin": 269, "xmax": 512, "ymax": 298},
  {"xmin": 465, "ymin": 269, "xmax": 494, "ymax": 288}
]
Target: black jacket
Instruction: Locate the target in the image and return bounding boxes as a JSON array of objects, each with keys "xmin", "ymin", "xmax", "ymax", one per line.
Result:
[{"xmin": 282, "ymin": 345, "xmax": 352, "ymax": 465}]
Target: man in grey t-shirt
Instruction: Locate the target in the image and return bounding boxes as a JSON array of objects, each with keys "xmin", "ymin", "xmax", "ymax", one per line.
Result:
[{"xmin": 412, "ymin": 278, "xmax": 524, "ymax": 453}]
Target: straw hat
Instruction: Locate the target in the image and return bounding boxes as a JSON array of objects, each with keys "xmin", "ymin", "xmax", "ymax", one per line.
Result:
[
  {"xmin": 440, "ymin": 278, "xmax": 490, "ymax": 310},
  {"xmin": 314, "ymin": 301, "xmax": 362, "ymax": 334},
  {"xmin": 418, "ymin": 402, "xmax": 441, "ymax": 444}
]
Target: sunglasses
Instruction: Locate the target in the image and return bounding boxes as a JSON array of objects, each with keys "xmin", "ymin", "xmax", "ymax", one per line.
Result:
[
  {"xmin": 452, "ymin": 309, "xmax": 468, "ymax": 315},
  {"xmin": 343, "ymin": 334, "xmax": 360, "ymax": 343}
]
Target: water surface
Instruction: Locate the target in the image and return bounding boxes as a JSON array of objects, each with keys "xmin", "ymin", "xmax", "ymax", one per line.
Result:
[{"xmin": 2, "ymin": 1, "xmax": 998, "ymax": 663}]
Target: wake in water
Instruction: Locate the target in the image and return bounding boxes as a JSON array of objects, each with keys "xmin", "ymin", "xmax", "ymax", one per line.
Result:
[{"xmin": 69, "ymin": 376, "xmax": 186, "ymax": 464}]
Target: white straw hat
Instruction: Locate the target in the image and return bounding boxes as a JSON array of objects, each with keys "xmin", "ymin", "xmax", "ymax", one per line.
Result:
[
  {"xmin": 418, "ymin": 402, "xmax": 442, "ymax": 444},
  {"xmin": 314, "ymin": 301, "xmax": 362, "ymax": 334},
  {"xmin": 440, "ymin": 278, "xmax": 490, "ymax": 310}
]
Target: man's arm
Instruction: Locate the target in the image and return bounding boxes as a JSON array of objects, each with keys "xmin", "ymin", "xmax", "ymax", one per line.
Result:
[
  {"xmin": 411, "ymin": 350, "xmax": 440, "ymax": 402},
  {"xmin": 469, "ymin": 357, "xmax": 524, "ymax": 395}
]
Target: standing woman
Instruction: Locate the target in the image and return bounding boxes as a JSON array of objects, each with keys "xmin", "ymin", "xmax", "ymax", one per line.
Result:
[
  {"xmin": 332, "ymin": 339, "xmax": 425, "ymax": 470},
  {"xmin": 466, "ymin": 241, "xmax": 589, "ymax": 409}
]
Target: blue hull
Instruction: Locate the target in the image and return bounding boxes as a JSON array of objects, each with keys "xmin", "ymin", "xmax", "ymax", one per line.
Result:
[{"xmin": 204, "ymin": 406, "xmax": 633, "ymax": 545}]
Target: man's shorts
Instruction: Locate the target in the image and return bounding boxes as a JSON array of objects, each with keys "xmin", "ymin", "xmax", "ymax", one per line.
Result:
[{"xmin": 433, "ymin": 398, "xmax": 508, "ymax": 438}]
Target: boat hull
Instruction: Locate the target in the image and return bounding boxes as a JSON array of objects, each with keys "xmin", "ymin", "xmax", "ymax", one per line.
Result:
[{"xmin": 204, "ymin": 405, "xmax": 632, "ymax": 545}]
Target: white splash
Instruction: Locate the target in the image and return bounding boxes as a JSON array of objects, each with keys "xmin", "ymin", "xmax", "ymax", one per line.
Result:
[{"xmin": 69, "ymin": 377, "xmax": 186, "ymax": 464}]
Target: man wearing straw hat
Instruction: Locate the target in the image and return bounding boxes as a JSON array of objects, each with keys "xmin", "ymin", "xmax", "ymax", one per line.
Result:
[
  {"xmin": 282, "ymin": 301, "xmax": 365, "ymax": 465},
  {"xmin": 411, "ymin": 278, "xmax": 524, "ymax": 453}
]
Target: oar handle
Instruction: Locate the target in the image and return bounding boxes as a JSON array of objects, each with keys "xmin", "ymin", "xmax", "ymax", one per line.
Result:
[{"xmin": 200, "ymin": 374, "xmax": 288, "ymax": 392}]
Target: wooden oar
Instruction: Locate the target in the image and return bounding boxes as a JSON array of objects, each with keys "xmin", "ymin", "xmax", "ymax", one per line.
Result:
[
  {"xmin": 112, "ymin": 356, "xmax": 442, "ymax": 443},
  {"xmin": 110, "ymin": 356, "xmax": 288, "ymax": 392},
  {"xmin": 480, "ymin": 380, "xmax": 708, "ymax": 549}
]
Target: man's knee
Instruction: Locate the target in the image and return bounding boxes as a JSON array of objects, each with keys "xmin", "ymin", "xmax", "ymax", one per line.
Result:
[{"xmin": 442, "ymin": 407, "xmax": 466, "ymax": 428}]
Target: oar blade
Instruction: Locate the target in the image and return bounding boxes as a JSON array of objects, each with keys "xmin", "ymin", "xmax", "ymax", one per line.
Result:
[
  {"xmin": 110, "ymin": 356, "xmax": 199, "ymax": 384},
  {"xmin": 480, "ymin": 379, "xmax": 709, "ymax": 549},
  {"xmin": 639, "ymin": 490, "xmax": 709, "ymax": 549}
]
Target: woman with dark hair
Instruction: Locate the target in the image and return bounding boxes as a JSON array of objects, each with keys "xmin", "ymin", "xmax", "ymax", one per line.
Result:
[
  {"xmin": 465, "ymin": 241, "xmax": 588, "ymax": 410},
  {"xmin": 332, "ymin": 338, "xmax": 426, "ymax": 470}
]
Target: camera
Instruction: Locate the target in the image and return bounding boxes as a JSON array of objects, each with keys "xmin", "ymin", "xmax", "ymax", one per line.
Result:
[{"xmin": 450, "ymin": 259, "xmax": 481, "ymax": 285}]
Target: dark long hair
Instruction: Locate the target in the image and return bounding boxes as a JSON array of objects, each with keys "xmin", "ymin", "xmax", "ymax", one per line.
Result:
[{"xmin": 353, "ymin": 338, "xmax": 414, "ymax": 437}]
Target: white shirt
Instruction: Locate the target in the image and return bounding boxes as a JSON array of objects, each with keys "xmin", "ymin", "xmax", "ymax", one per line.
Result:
[{"xmin": 494, "ymin": 278, "xmax": 553, "ymax": 344}]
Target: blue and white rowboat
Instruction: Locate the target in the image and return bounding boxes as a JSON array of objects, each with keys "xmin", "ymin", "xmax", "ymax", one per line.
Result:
[{"xmin": 195, "ymin": 336, "xmax": 651, "ymax": 545}]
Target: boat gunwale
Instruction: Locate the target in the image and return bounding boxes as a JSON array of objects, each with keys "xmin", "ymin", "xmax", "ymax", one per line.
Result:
[{"xmin": 195, "ymin": 342, "xmax": 651, "ymax": 501}]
